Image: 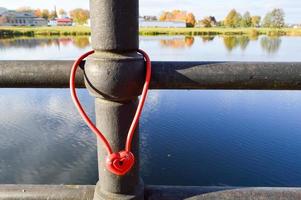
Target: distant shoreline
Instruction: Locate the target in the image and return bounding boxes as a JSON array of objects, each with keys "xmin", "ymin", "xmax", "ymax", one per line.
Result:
[
  {"xmin": 139, "ymin": 27, "xmax": 301, "ymax": 36},
  {"xmin": 1, "ymin": 26, "xmax": 301, "ymax": 38}
]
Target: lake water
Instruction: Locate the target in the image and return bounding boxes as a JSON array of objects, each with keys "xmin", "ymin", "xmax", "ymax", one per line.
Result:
[{"xmin": 1, "ymin": 35, "xmax": 301, "ymax": 186}]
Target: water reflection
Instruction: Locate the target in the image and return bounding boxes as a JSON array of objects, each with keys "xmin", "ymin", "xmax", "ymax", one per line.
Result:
[
  {"xmin": 201, "ymin": 36, "xmax": 215, "ymax": 43},
  {"xmin": 260, "ymin": 36, "xmax": 282, "ymax": 54},
  {"xmin": 160, "ymin": 36, "xmax": 195, "ymax": 48},
  {"xmin": 0, "ymin": 37, "xmax": 90, "ymax": 50},
  {"xmin": 0, "ymin": 35, "xmax": 284, "ymax": 55},
  {"xmin": 223, "ymin": 36, "xmax": 251, "ymax": 51},
  {"xmin": 0, "ymin": 89, "xmax": 98, "ymax": 184},
  {"xmin": 158, "ymin": 35, "xmax": 283, "ymax": 55},
  {"xmin": 0, "ymin": 35, "xmax": 296, "ymax": 61}
]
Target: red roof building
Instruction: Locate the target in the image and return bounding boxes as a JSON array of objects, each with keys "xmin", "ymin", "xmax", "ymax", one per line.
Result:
[{"xmin": 56, "ymin": 18, "xmax": 73, "ymax": 26}]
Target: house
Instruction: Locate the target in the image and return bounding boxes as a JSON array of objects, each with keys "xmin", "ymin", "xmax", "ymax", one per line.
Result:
[
  {"xmin": 48, "ymin": 19, "xmax": 57, "ymax": 26},
  {"xmin": 56, "ymin": 18, "xmax": 73, "ymax": 26},
  {"xmin": 0, "ymin": 7, "xmax": 7, "ymax": 15},
  {"xmin": 0, "ymin": 10, "xmax": 47, "ymax": 26}
]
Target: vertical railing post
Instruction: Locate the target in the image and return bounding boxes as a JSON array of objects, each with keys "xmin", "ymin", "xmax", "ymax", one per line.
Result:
[{"xmin": 85, "ymin": 0, "xmax": 144, "ymax": 199}]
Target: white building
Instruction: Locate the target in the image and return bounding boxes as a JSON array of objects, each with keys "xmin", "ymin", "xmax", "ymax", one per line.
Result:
[{"xmin": 0, "ymin": 10, "xmax": 47, "ymax": 26}]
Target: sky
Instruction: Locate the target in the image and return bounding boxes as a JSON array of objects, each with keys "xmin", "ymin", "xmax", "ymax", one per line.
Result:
[{"xmin": 0, "ymin": 0, "xmax": 300, "ymax": 24}]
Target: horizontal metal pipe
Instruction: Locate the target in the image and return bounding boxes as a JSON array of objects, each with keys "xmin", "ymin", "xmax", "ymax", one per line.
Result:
[
  {"xmin": 0, "ymin": 60, "xmax": 85, "ymax": 88},
  {"xmin": 0, "ymin": 61, "xmax": 301, "ymax": 90},
  {"xmin": 1, "ymin": 185, "xmax": 301, "ymax": 200}
]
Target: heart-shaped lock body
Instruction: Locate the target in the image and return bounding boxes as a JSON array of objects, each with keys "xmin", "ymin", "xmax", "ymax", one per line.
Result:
[{"xmin": 106, "ymin": 151, "xmax": 135, "ymax": 176}]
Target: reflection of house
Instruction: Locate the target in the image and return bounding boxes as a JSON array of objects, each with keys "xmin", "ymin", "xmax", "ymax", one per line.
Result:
[{"xmin": 0, "ymin": 9, "xmax": 47, "ymax": 26}]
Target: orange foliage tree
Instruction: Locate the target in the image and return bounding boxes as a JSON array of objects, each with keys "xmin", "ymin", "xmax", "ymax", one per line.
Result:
[
  {"xmin": 69, "ymin": 9, "xmax": 90, "ymax": 25},
  {"xmin": 34, "ymin": 9, "xmax": 42, "ymax": 17},
  {"xmin": 186, "ymin": 13, "xmax": 196, "ymax": 27},
  {"xmin": 159, "ymin": 10, "xmax": 188, "ymax": 22}
]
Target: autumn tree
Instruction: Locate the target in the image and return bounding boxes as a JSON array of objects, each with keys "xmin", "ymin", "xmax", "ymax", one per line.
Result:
[
  {"xmin": 34, "ymin": 9, "xmax": 42, "ymax": 17},
  {"xmin": 159, "ymin": 11, "xmax": 171, "ymax": 21},
  {"xmin": 16, "ymin": 7, "xmax": 33, "ymax": 12},
  {"xmin": 251, "ymin": 16, "xmax": 261, "ymax": 27},
  {"xmin": 262, "ymin": 8, "xmax": 285, "ymax": 28},
  {"xmin": 186, "ymin": 13, "xmax": 196, "ymax": 27},
  {"xmin": 70, "ymin": 9, "xmax": 90, "ymax": 25},
  {"xmin": 171, "ymin": 10, "xmax": 186, "ymax": 21},
  {"xmin": 42, "ymin": 9, "xmax": 50, "ymax": 20},
  {"xmin": 200, "ymin": 18, "xmax": 212, "ymax": 27},
  {"xmin": 159, "ymin": 12, "xmax": 167, "ymax": 21},
  {"xmin": 224, "ymin": 9, "xmax": 242, "ymax": 27},
  {"xmin": 159, "ymin": 10, "xmax": 189, "ymax": 22},
  {"xmin": 200, "ymin": 16, "xmax": 217, "ymax": 27},
  {"xmin": 240, "ymin": 11, "xmax": 252, "ymax": 27},
  {"xmin": 59, "ymin": 8, "xmax": 67, "ymax": 16}
]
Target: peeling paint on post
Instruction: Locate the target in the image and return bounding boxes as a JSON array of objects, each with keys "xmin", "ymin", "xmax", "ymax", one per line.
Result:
[{"xmin": 86, "ymin": 0, "xmax": 144, "ymax": 200}]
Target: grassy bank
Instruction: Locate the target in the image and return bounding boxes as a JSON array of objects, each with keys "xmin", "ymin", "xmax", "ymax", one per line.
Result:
[
  {"xmin": 0, "ymin": 26, "xmax": 91, "ymax": 38},
  {"xmin": 1, "ymin": 26, "xmax": 301, "ymax": 38},
  {"xmin": 139, "ymin": 27, "xmax": 301, "ymax": 36}
]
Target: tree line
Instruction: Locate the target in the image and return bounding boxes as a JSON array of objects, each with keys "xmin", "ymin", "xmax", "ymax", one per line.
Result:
[
  {"xmin": 15, "ymin": 7, "xmax": 90, "ymax": 25},
  {"xmin": 159, "ymin": 8, "xmax": 286, "ymax": 28}
]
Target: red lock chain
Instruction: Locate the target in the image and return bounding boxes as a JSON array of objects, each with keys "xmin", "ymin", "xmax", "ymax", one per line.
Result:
[{"xmin": 70, "ymin": 49, "xmax": 151, "ymax": 176}]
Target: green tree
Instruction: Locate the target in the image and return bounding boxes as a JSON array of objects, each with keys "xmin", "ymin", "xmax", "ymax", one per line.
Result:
[
  {"xmin": 240, "ymin": 11, "xmax": 252, "ymax": 27},
  {"xmin": 224, "ymin": 9, "xmax": 242, "ymax": 27},
  {"xmin": 263, "ymin": 8, "xmax": 285, "ymax": 28},
  {"xmin": 186, "ymin": 13, "xmax": 196, "ymax": 27},
  {"xmin": 70, "ymin": 9, "xmax": 90, "ymax": 25},
  {"xmin": 200, "ymin": 18, "xmax": 212, "ymax": 27},
  {"xmin": 251, "ymin": 16, "xmax": 261, "ymax": 27},
  {"xmin": 200, "ymin": 16, "xmax": 217, "ymax": 27}
]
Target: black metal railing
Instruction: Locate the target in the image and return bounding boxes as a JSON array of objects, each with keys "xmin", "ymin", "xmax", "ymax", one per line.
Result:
[{"xmin": 1, "ymin": 61, "xmax": 301, "ymax": 90}]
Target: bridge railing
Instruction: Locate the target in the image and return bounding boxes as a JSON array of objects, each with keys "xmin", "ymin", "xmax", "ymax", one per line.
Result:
[
  {"xmin": 1, "ymin": 0, "xmax": 301, "ymax": 199},
  {"xmin": 1, "ymin": 61, "xmax": 301, "ymax": 90}
]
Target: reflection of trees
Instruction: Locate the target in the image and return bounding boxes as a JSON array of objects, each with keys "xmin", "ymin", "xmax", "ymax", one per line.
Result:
[
  {"xmin": 0, "ymin": 38, "xmax": 56, "ymax": 49},
  {"xmin": 239, "ymin": 36, "xmax": 250, "ymax": 50},
  {"xmin": 223, "ymin": 36, "xmax": 250, "ymax": 51},
  {"xmin": 0, "ymin": 37, "xmax": 90, "ymax": 50},
  {"xmin": 184, "ymin": 36, "xmax": 194, "ymax": 47},
  {"xmin": 249, "ymin": 34, "xmax": 259, "ymax": 41},
  {"xmin": 223, "ymin": 36, "xmax": 237, "ymax": 51},
  {"xmin": 72, "ymin": 37, "xmax": 90, "ymax": 49},
  {"xmin": 59, "ymin": 38, "xmax": 72, "ymax": 46},
  {"xmin": 260, "ymin": 36, "xmax": 281, "ymax": 54},
  {"xmin": 201, "ymin": 36, "xmax": 215, "ymax": 43},
  {"xmin": 160, "ymin": 36, "xmax": 195, "ymax": 48}
]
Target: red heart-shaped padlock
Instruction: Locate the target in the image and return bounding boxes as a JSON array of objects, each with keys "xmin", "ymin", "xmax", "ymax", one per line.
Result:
[{"xmin": 106, "ymin": 151, "xmax": 135, "ymax": 176}]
